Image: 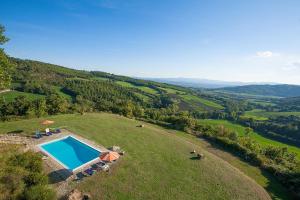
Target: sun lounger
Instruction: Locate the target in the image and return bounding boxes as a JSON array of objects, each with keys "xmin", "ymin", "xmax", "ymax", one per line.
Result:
[
  {"xmin": 74, "ymin": 172, "xmax": 87, "ymax": 181},
  {"xmin": 50, "ymin": 128, "xmax": 61, "ymax": 134},
  {"xmin": 55, "ymin": 128, "xmax": 61, "ymax": 133},
  {"xmin": 84, "ymin": 168, "xmax": 95, "ymax": 176},
  {"xmin": 35, "ymin": 131, "xmax": 42, "ymax": 139},
  {"xmin": 45, "ymin": 128, "xmax": 52, "ymax": 136}
]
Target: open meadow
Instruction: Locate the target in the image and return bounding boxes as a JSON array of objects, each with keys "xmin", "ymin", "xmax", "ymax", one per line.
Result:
[{"xmin": 0, "ymin": 113, "xmax": 271, "ymax": 200}]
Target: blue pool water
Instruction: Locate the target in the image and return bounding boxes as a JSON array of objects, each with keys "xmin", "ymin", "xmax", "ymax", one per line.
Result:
[{"xmin": 40, "ymin": 136, "xmax": 101, "ymax": 171}]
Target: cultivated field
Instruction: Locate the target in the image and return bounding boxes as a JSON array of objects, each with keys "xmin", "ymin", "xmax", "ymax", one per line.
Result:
[{"xmin": 242, "ymin": 109, "xmax": 300, "ymax": 120}]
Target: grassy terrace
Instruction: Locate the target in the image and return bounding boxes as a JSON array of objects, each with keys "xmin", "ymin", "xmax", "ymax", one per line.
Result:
[
  {"xmin": 53, "ymin": 86, "xmax": 73, "ymax": 100},
  {"xmin": 116, "ymin": 81, "xmax": 159, "ymax": 94},
  {"xmin": 0, "ymin": 113, "xmax": 270, "ymax": 200},
  {"xmin": 197, "ymin": 119, "xmax": 300, "ymax": 159},
  {"xmin": 0, "ymin": 90, "xmax": 44, "ymax": 102},
  {"xmin": 158, "ymin": 86, "xmax": 224, "ymax": 110},
  {"xmin": 180, "ymin": 94, "xmax": 224, "ymax": 110},
  {"xmin": 242, "ymin": 109, "xmax": 300, "ymax": 120},
  {"xmin": 158, "ymin": 86, "xmax": 185, "ymax": 94}
]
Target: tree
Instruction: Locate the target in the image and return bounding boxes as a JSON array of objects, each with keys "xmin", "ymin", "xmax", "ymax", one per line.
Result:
[
  {"xmin": 33, "ymin": 99, "xmax": 47, "ymax": 118},
  {"xmin": 245, "ymin": 127, "xmax": 253, "ymax": 136},
  {"xmin": 13, "ymin": 96, "xmax": 30, "ymax": 116},
  {"xmin": 24, "ymin": 185, "xmax": 56, "ymax": 200},
  {"xmin": 46, "ymin": 94, "xmax": 69, "ymax": 114},
  {"xmin": 0, "ymin": 25, "xmax": 13, "ymax": 90},
  {"xmin": 228, "ymin": 131, "xmax": 238, "ymax": 141},
  {"xmin": 74, "ymin": 95, "xmax": 93, "ymax": 115}
]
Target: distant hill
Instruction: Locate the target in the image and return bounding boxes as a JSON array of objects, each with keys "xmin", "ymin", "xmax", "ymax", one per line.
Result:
[
  {"xmin": 278, "ymin": 96, "xmax": 300, "ymax": 111},
  {"xmin": 143, "ymin": 77, "xmax": 277, "ymax": 89},
  {"xmin": 6, "ymin": 57, "xmax": 223, "ymax": 112},
  {"xmin": 218, "ymin": 84, "xmax": 300, "ymax": 97}
]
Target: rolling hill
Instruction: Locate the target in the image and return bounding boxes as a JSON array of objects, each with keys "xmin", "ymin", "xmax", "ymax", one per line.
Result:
[
  {"xmin": 218, "ymin": 84, "xmax": 300, "ymax": 97},
  {"xmin": 6, "ymin": 57, "xmax": 223, "ymax": 112},
  {"xmin": 1, "ymin": 57, "xmax": 299, "ymax": 199},
  {"xmin": 0, "ymin": 113, "xmax": 272, "ymax": 200}
]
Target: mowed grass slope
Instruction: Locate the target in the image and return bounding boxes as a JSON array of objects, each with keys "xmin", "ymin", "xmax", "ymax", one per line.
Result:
[
  {"xmin": 0, "ymin": 90, "xmax": 44, "ymax": 102},
  {"xmin": 0, "ymin": 113, "xmax": 270, "ymax": 200},
  {"xmin": 197, "ymin": 119, "xmax": 300, "ymax": 159},
  {"xmin": 116, "ymin": 81, "xmax": 159, "ymax": 94}
]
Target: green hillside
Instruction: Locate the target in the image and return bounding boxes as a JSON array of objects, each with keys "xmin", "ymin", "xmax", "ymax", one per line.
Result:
[
  {"xmin": 0, "ymin": 90, "xmax": 44, "ymax": 102},
  {"xmin": 242, "ymin": 109, "xmax": 300, "ymax": 120},
  {"xmin": 218, "ymin": 84, "xmax": 300, "ymax": 97},
  {"xmin": 1, "ymin": 57, "xmax": 299, "ymax": 199},
  {"xmin": 197, "ymin": 119, "xmax": 300, "ymax": 159},
  {"xmin": 0, "ymin": 113, "xmax": 271, "ymax": 200},
  {"xmin": 115, "ymin": 81, "xmax": 159, "ymax": 94},
  {"xmin": 9, "ymin": 57, "xmax": 223, "ymax": 112}
]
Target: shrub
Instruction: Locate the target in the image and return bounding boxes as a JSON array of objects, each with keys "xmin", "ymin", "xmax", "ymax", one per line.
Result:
[
  {"xmin": 0, "ymin": 147, "xmax": 56, "ymax": 200},
  {"xmin": 24, "ymin": 185, "xmax": 56, "ymax": 200}
]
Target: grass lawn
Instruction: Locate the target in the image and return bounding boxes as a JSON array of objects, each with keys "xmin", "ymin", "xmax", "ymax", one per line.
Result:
[
  {"xmin": 197, "ymin": 119, "xmax": 300, "ymax": 159},
  {"xmin": 0, "ymin": 90, "xmax": 44, "ymax": 102},
  {"xmin": 242, "ymin": 109, "xmax": 300, "ymax": 120},
  {"xmin": 116, "ymin": 81, "xmax": 159, "ymax": 94},
  {"xmin": 0, "ymin": 113, "xmax": 270, "ymax": 200},
  {"xmin": 174, "ymin": 132, "xmax": 291, "ymax": 200}
]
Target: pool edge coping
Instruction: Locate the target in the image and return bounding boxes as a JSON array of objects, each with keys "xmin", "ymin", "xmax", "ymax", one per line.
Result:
[{"xmin": 38, "ymin": 135, "xmax": 105, "ymax": 172}]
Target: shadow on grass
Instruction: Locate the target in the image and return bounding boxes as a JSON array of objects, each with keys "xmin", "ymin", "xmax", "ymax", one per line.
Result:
[
  {"xmin": 48, "ymin": 169, "xmax": 72, "ymax": 184},
  {"xmin": 190, "ymin": 156, "xmax": 201, "ymax": 160},
  {"xmin": 7, "ymin": 129, "xmax": 24, "ymax": 134}
]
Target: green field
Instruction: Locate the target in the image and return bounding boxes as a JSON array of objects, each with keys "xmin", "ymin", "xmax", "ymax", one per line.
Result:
[
  {"xmin": 158, "ymin": 86, "xmax": 185, "ymax": 95},
  {"xmin": 242, "ymin": 109, "xmax": 300, "ymax": 120},
  {"xmin": 180, "ymin": 94, "xmax": 224, "ymax": 110},
  {"xmin": 157, "ymin": 86, "xmax": 223, "ymax": 111},
  {"xmin": 91, "ymin": 77, "xmax": 110, "ymax": 81},
  {"xmin": 0, "ymin": 90, "xmax": 44, "ymax": 102},
  {"xmin": 116, "ymin": 81, "xmax": 158, "ymax": 94},
  {"xmin": 174, "ymin": 132, "xmax": 291, "ymax": 200},
  {"xmin": 0, "ymin": 113, "xmax": 271, "ymax": 200},
  {"xmin": 197, "ymin": 119, "xmax": 300, "ymax": 159},
  {"xmin": 53, "ymin": 86, "xmax": 73, "ymax": 100}
]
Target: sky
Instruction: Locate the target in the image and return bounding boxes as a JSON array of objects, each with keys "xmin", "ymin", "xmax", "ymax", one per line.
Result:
[{"xmin": 1, "ymin": 0, "xmax": 300, "ymax": 84}]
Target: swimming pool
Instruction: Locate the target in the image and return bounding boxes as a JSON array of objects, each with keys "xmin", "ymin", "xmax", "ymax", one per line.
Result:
[{"xmin": 39, "ymin": 136, "xmax": 101, "ymax": 171}]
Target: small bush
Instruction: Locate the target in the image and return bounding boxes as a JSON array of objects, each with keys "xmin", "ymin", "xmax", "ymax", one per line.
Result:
[{"xmin": 24, "ymin": 185, "xmax": 56, "ymax": 200}]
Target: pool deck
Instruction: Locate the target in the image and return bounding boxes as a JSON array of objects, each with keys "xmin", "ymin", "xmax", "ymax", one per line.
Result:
[
  {"xmin": 0, "ymin": 128, "xmax": 116, "ymax": 198},
  {"xmin": 32, "ymin": 129, "xmax": 109, "ymax": 197},
  {"xmin": 34, "ymin": 129, "xmax": 108, "ymax": 169}
]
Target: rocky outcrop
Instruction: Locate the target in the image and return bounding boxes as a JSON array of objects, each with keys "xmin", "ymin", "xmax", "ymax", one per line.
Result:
[{"xmin": 68, "ymin": 189, "xmax": 91, "ymax": 200}]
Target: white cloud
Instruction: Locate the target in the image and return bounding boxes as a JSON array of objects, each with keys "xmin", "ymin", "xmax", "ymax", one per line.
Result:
[{"xmin": 256, "ymin": 51, "xmax": 274, "ymax": 58}]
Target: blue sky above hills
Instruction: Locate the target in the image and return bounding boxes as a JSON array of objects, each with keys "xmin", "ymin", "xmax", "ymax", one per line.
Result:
[{"xmin": 1, "ymin": 0, "xmax": 300, "ymax": 84}]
